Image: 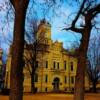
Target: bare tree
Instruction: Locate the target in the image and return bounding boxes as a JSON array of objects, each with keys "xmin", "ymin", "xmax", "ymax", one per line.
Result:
[
  {"xmin": 2, "ymin": 0, "xmax": 100, "ymax": 100},
  {"xmin": 9, "ymin": 0, "xmax": 29, "ymax": 100},
  {"xmin": 63, "ymin": 0, "xmax": 100, "ymax": 100},
  {"xmin": 1, "ymin": 0, "xmax": 59, "ymax": 95},
  {"xmin": 87, "ymin": 35, "xmax": 100, "ymax": 92},
  {"xmin": 24, "ymin": 18, "xmax": 38, "ymax": 93},
  {"xmin": 24, "ymin": 19, "xmax": 49, "ymax": 93}
]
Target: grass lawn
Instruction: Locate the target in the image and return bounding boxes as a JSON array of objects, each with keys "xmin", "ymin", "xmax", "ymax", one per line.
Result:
[{"xmin": 0, "ymin": 93, "xmax": 100, "ymax": 100}]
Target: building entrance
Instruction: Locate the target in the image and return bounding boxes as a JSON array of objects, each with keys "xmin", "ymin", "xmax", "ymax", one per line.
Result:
[{"xmin": 53, "ymin": 77, "xmax": 60, "ymax": 92}]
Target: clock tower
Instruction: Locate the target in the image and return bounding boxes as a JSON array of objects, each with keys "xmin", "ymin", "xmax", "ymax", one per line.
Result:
[{"xmin": 37, "ymin": 19, "xmax": 51, "ymax": 40}]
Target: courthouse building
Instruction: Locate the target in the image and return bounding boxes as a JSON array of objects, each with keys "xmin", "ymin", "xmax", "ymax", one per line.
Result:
[{"xmin": 5, "ymin": 19, "xmax": 90, "ymax": 92}]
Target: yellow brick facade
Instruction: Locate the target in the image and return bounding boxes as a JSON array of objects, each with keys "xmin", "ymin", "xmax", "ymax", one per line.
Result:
[{"xmin": 5, "ymin": 20, "xmax": 90, "ymax": 92}]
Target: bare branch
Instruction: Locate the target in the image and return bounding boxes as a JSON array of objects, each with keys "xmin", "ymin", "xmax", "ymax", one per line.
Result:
[
  {"xmin": 63, "ymin": 26, "xmax": 83, "ymax": 33},
  {"xmin": 71, "ymin": 0, "xmax": 86, "ymax": 27}
]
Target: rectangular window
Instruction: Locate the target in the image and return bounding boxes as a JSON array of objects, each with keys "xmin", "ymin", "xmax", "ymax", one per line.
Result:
[
  {"xmin": 64, "ymin": 61, "xmax": 66, "ymax": 70},
  {"xmin": 53, "ymin": 61, "xmax": 56, "ymax": 69},
  {"xmin": 45, "ymin": 87, "xmax": 47, "ymax": 92},
  {"xmin": 35, "ymin": 74, "xmax": 38, "ymax": 82},
  {"xmin": 57, "ymin": 62, "xmax": 59, "ymax": 69},
  {"xmin": 71, "ymin": 76, "xmax": 74, "ymax": 84},
  {"xmin": 36, "ymin": 61, "xmax": 38, "ymax": 68},
  {"xmin": 65, "ymin": 76, "xmax": 67, "ymax": 84},
  {"xmin": 70, "ymin": 62, "xmax": 73, "ymax": 71},
  {"xmin": 45, "ymin": 75, "xmax": 48, "ymax": 83},
  {"xmin": 46, "ymin": 61, "xmax": 48, "ymax": 68}
]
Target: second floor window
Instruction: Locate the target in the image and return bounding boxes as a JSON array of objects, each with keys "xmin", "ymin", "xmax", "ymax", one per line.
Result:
[
  {"xmin": 65, "ymin": 76, "xmax": 67, "ymax": 84},
  {"xmin": 70, "ymin": 62, "xmax": 74, "ymax": 71},
  {"xmin": 34, "ymin": 74, "xmax": 38, "ymax": 82},
  {"xmin": 71, "ymin": 76, "xmax": 74, "ymax": 84},
  {"xmin": 46, "ymin": 61, "xmax": 48, "ymax": 68},
  {"xmin": 36, "ymin": 61, "xmax": 38, "ymax": 68},
  {"xmin": 64, "ymin": 61, "xmax": 66, "ymax": 70},
  {"xmin": 45, "ymin": 75, "xmax": 48, "ymax": 83},
  {"xmin": 53, "ymin": 61, "xmax": 56, "ymax": 69},
  {"xmin": 57, "ymin": 62, "xmax": 59, "ymax": 69}
]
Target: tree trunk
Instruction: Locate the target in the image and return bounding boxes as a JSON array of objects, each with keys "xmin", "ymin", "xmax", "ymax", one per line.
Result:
[
  {"xmin": 31, "ymin": 44, "xmax": 37, "ymax": 93},
  {"xmin": 74, "ymin": 24, "xmax": 92, "ymax": 100},
  {"xmin": 9, "ymin": 0, "xmax": 29, "ymax": 100},
  {"xmin": 74, "ymin": 55, "xmax": 86, "ymax": 100},
  {"xmin": 31, "ymin": 72, "xmax": 35, "ymax": 93}
]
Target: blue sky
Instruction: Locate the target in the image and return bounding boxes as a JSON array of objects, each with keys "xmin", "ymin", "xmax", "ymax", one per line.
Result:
[
  {"xmin": 27, "ymin": 0, "xmax": 82, "ymax": 48},
  {"xmin": 0, "ymin": 0, "xmax": 81, "ymax": 50},
  {"xmin": 1, "ymin": 0, "xmax": 100, "ymax": 62}
]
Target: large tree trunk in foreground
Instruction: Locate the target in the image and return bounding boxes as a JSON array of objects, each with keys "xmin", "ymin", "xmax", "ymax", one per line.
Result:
[
  {"xmin": 74, "ymin": 24, "xmax": 92, "ymax": 100},
  {"xmin": 65, "ymin": 1, "xmax": 100, "ymax": 100},
  {"xmin": 9, "ymin": 0, "xmax": 29, "ymax": 100},
  {"xmin": 74, "ymin": 55, "xmax": 86, "ymax": 100}
]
